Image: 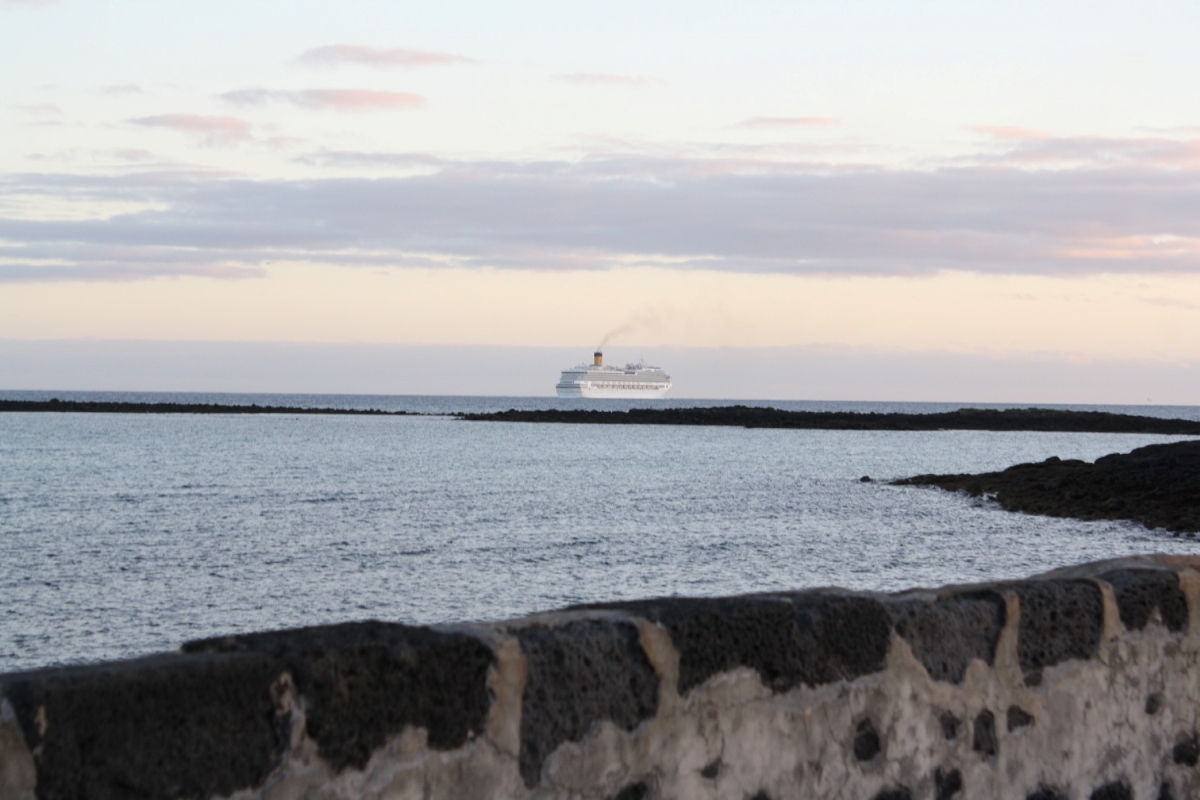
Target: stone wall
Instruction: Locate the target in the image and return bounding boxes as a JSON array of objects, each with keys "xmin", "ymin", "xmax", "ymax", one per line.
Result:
[{"xmin": 3, "ymin": 555, "xmax": 1200, "ymax": 800}]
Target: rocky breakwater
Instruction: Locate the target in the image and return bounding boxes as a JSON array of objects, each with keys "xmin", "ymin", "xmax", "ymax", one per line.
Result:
[
  {"xmin": 4, "ymin": 556, "xmax": 1200, "ymax": 800},
  {"xmin": 459, "ymin": 406, "xmax": 1200, "ymax": 434},
  {"xmin": 895, "ymin": 440, "xmax": 1200, "ymax": 535}
]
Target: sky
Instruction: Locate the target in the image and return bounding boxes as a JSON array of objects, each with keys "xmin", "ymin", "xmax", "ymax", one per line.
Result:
[{"xmin": 1, "ymin": 0, "xmax": 1198, "ymax": 400}]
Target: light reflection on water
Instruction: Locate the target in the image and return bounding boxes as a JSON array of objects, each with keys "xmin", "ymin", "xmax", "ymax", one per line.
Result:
[{"xmin": 1, "ymin": 408, "xmax": 1198, "ymax": 671}]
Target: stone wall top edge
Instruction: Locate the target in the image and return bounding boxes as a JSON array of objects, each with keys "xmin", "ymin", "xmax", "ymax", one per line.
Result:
[
  {"xmin": 2, "ymin": 554, "xmax": 1192, "ymax": 683},
  {"xmin": 0, "ymin": 648, "xmax": 258, "ymax": 689}
]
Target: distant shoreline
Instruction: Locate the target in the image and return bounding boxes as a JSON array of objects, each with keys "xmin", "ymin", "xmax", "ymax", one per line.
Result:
[
  {"xmin": 6, "ymin": 400, "xmax": 1200, "ymax": 434},
  {"xmin": 459, "ymin": 406, "xmax": 1200, "ymax": 434},
  {"xmin": 0, "ymin": 399, "xmax": 410, "ymax": 416}
]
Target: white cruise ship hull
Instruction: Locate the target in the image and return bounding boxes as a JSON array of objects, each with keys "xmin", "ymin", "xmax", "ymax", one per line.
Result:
[
  {"xmin": 556, "ymin": 351, "xmax": 672, "ymax": 398},
  {"xmin": 556, "ymin": 383, "xmax": 672, "ymax": 399}
]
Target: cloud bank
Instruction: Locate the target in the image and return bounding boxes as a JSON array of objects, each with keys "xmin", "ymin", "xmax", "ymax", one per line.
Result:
[{"xmin": 2, "ymin": 133, "xmax": 1198, "ymax": 282}]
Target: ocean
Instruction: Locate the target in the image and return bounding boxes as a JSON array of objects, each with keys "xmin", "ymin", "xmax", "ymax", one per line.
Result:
[{"xmin": 2, "ymin": 391, "xmax": 1199, "ymax": 673}]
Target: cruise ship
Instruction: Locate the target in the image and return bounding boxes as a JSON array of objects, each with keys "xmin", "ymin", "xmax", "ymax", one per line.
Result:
[{"xmin": 555, "ymin": 352, "xmax": 672, "ymax": 398}]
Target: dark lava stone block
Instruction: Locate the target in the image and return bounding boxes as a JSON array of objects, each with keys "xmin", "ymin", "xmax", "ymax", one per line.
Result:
[
  {"xmin": 184, "ymin": 620, "xmax": 494, "ymax": 772},
  {"xmin": 1091, "ymin": 781, "xmax": 1132, "ymax": 800},
  {"xmin": 587, "ymin": 591, "xmax": 891, "ymax": 696},
  {"xmin": 1027, "ymin": 787, "xmax": 1068, "ymax": 800},
  {"xmin": 517, "ymin": 620, "xmax": 659, "ymax": 787},
  {"xmin": 787, "ymin": 593, "xmax": 892, "ymax": 687},
  {"xmin": 609, "ymin": 780, "xmax": 651, "ymax": 800},
  {"xmin": 887, "ymin": 591, "xmax": 1006, "ymax": 683},
  {"xmin": 1100, "ymin": 569, "xmax": 1188, "ymax": 632},
  {"xmin": 1012, "ymin": 580, "xmax": 1104, "ymax": 672},
  {"xmin": 1007, "ymin": 705, "xmax": 1035, "ymax": 731},
  {"xmin": 590, "ymin": 596, "xmax": 803, "ymax": 695},
  {"xmin": 939, "ymin": 711, "xmax": 960, "ymax": 740},
  {"xmin": 1173, "ymin": 734, "xmax": 1199, "ymax": 766},
  {"xmin": 873, "ymin": 787, "xmax": 913, "ymax": 800},
  {"xmin": 2, "ymin": 650, "xmax": 285, "ymax": 800},
  {"xmin": 853, "ymin": 718, "xmax": 882, "ymax": 762},
  {"xmin": 935, "ymin": 767, "xmax": 963, "ymax": 800},
  {"xmin": 973, "ymin": 709, "xmax": 997, "ymax": 757}
]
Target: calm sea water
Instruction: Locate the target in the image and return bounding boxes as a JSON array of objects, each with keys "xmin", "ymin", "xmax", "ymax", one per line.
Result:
[{"xmin": 2, "ymin": 393, "xmax": 1199, "ymax": 672}]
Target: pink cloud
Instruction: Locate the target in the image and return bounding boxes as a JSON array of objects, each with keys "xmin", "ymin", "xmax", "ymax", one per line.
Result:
[
  {"xmin": 221, "ymin": 88, "xmax": 424, "ymax": 111},
  {"xmin": 130, "ymin": 114, "xmax": 253, "ymax": 146},
  {"xmin": 978, "ymin": 134, "xmax": 1200, "ymax": 168},
  {"xmin": 1049, "ymin": 234, "xmax": 1200, "ymax": 263},
  {"xmin": 295, "ymin": 89, "xmax": 423, "ymax": 110},
  {"xmin": 556, "ymin": 72, "xmax": 658, "ymax": 87},
  {"xmin": 734, "ymin": 116, "xmax": 841, "ymax": 129},
  {"xmin": 296, "ymin": 44, "xmax": 475, "ymax": 68},
  {"xmin": 102, "ymin": 84, "xmax": 143, "ymax": 95}
]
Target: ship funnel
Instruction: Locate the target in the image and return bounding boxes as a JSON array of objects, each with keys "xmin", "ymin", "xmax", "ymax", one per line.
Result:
[{"xmin": 594, "ymin": 351, "xmax": 603, "ymax": 366}]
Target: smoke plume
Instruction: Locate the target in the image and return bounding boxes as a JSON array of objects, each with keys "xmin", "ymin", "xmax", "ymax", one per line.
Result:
[{"xmin": 597, "ymin": 309, "xmax": 662, "ymax": 350}]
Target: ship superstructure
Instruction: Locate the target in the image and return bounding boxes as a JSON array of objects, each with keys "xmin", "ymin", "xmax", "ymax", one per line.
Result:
[{"xmin": 555, "ymin": 351, "xmax": 672, "ymax": 398}]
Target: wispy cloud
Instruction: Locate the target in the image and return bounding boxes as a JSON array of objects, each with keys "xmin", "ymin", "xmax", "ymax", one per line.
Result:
[
  {"xmin": 296, "ymin": 44, "xmax": 476, "ymax": 69},
  {"xmin": 13, "ymin": 103, "xmax": 62, "ymax": 116},
  {"xmin": 101, "ymin": 84, "xmax": 143, "ymax": 95},
  {"xmin": 110, "ymin": 148, "xmax": 155, "ymax": 162},
  {"xmin": 967, "ymin": 125, "xmax": 1051, "ymax": 140},
  {"xmin": 3, "ymin": 0, "xmax": 57, "ymax": 6},
  {"xmin": 220, "ymin": 88, "xmax": 424, "ymax": 111},
  {"xmin": 129, "ymin": 114, "xmax": 253, "ymax": 146},
  {"xmin": 295, "ymin": 150, "xmax": 446, "ymax": 169},
  {"xmin": 1141, "ymin": 296, "xmax": 1198, "ymax": 310},
  {"xmin": 262, "ymin": 135, "xmax": 306, "ymax": 151},
  {"xmin": 0, "ymin": 260, "xmax": 265, "ymax": 283},
  {"xmin": 556, "ymin": 72, "xmax": 658, "ymax": 88},
  {"xmin": 1139, "ymin": 125, "xmax": 1200, "ymax": 135},
  {"xmin": 733, "ymin": 116, "xmax": 840, "ymax": 129}
]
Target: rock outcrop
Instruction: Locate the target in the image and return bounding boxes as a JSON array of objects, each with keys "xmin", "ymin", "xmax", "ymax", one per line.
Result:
[{"xmin": 895, "ymin": 440, "xmax": 1200, "ymax": 534}]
